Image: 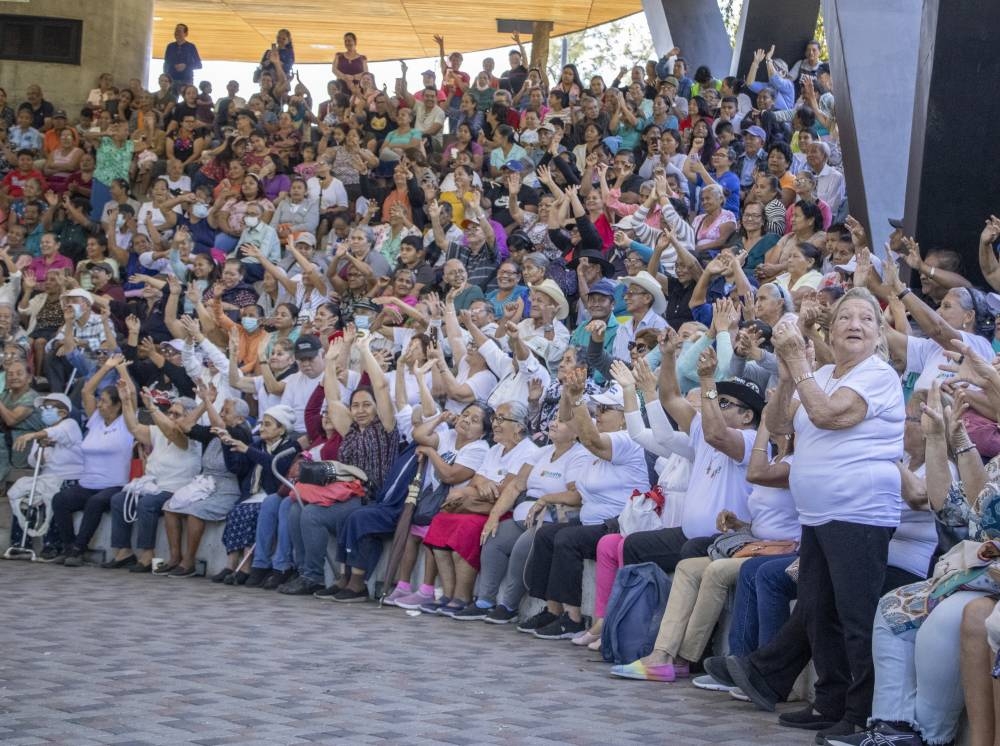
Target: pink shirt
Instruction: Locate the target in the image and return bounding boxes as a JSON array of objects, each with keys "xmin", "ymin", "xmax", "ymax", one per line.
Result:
[{"xmin": 29, "ymin": 253, "xmax": 74, "ymax": 282}]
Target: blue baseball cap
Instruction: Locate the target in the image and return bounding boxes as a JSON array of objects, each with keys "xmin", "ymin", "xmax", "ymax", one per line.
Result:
[{"xmin": 587, "ymin": 279, "xmax": 617, "ymax": 297}]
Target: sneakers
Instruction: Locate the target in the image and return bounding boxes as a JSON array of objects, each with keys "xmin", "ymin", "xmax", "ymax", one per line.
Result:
[
  {"xmin": 821, "ymin": 720, "xmax": 923, "ymax": 746},
  {"xmin": 262, "ymin": 568, "xmax": 295, "ymax": 590},
  {"xmin": 692, "ymin": 674, "xmax": 734, "ymax": 692},
  {"xmin": 702, "ymin": 656, "xmax": 737, "ymax": 688},
  {"xmin": 730, "ymin": 688, "xmax": 751, "ymax": 702},
  {"xmin": 516, "ymin": 609, "xmax": 558, "ymax": 634},
  {"xmin": 571, "ymin": 629, "xmax": 601, "ymax": 646},
  {"xmin": 36, "ymin": 547, "xmax": 63, "ymax": 563},
  {"xmin": 394, "ymin": 590, "xmax": 435, "ymax": 610},
  {"xmin": 533, "ymin": 612, "xmax": 587, "ymax": 640},
  {"xmin": 452, "ymin": 604, "xmax": 490, "ymax": 621},
  {"xmin": 779, "ymin": 705, "xmax": 839, "ymax": 731},
  {"xmin": 723, "ymin": 655, "xmax": 779, "ymax": 712},
  {"xmin": 313, "ymin": 585, "xmax": 342, "ymax": 601},
  {"xmin": 277, "ymin": 576, "xmax": 324, "ymax": 595},
  {"xmin": 437, "ymin": 601, "xmax": 467, "ymax": 618},
  {"xmin": 484, "ymin": 605, "xmax": 519, "ymax": 624},
  {"xmin": 609, "ymin": 660, "xmax": 690, "ymax": 682},
  {"xmin": 381, "ymin": 586, "xmax": 410, "ymax": 607},
  {"xmin": 418, "ymin": 596, "xmax": 451, "ymax": 614},
  {"xmin": 331, "ymin": 587, "xmax": 369, "ymax": 603},
  {"xmin": 244, "ymin": 567, "xmax": 270, "ymax": 588},
  {"xmin": 62, "ymin": 547, "xmax": 84, "ymax": 568}
]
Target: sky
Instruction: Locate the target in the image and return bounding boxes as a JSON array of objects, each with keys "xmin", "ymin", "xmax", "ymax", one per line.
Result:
[{"xmin": 147, "ymin": 12, "xmax": 655, "ymax": 106}]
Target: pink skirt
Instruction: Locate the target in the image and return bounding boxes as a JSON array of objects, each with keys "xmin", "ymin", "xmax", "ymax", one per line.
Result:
[{"xmin": 424, "ymin": 511, "xmax": 510, "ymax": 570}]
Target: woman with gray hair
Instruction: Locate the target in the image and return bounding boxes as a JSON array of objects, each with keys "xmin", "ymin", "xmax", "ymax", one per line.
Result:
[
  {"xmin": 783, "ymin": 169, "xmax": 831, "ymax": 236},
  {"xmin": 420, "ymin": 400, "xmax": 539, "ymax": 616},
  {"xmin": 157, "ymin": 384, "xmax": 252, "ymax": 577},
  {"xmin": 691, "ymin": 182, "xmax": 737, "ymax": 258}
]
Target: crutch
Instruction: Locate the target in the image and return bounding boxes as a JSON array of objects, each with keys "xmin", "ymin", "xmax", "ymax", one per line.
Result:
[{"xmin": 3, "ymin": 446, "xmax": 45, "ymax": 561}]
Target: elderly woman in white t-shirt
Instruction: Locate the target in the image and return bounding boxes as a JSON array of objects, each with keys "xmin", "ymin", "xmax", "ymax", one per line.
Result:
[
  {"xmin": 519, "ymin": 370, "xmax": 651, "ymax": 641},
  {"xmin": 736, "ymin": 286, "xmax": 904, "ymax": 739},
  {"xmin": 460, "ymin": 414, "xmax": 591, "ymax": 622}
]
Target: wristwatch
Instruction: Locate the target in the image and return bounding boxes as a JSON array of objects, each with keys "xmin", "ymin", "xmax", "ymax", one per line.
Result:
[
  {"xmin": 702, "ymin": 389, "xmax": 718, "ymax": 400},
  {"xmin": 542, "ymin": 324, "xmax": 554, "ymax": 333}
]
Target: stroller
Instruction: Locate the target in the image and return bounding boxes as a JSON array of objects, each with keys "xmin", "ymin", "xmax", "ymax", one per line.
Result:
[{"xmin": 3, "ymin": 447, "xmax": 47, "ymax": 561}]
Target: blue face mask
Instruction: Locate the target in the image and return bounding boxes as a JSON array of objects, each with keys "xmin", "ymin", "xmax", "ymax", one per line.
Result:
[
  {"xmin": 40, "ymin": 406, "xmax": 61, "ymax": 426},
  {"xmin": 241, "ymin": 317, "xmax": 259, "ymax": 332},
  {"xmin": 115, "ymin": 214, "xmax": 126, "ymax": 230},
  {"xmin": 192, "ymin": 203, "xmax": 210, "ymax": 219}
]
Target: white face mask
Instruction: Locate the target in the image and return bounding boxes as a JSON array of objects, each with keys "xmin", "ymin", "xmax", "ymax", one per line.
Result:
[
  {"xmin": 244, "ymin": 215, "xmax": 260, "ymax": 228},
  {"xmin": 192, "ymin": 202, "xmax": 210, "ymax": 219}
]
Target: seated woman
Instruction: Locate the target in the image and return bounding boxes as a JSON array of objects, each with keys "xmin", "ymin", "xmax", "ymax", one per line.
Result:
[
  {"xmin": 572, "ymin": 358, "xmax": 695, "ymax": 648},
  {"xmin": 49, "ymin": 355, "xmax": 133, "ymax": 565},
  {"xmin": 519, "ymin": 370, "xmax": 650, "ymax": 640},
  {"xmin": 460, "ymin": 414, "xmax": 589, "ymax": 622},
  {"xmin": 385, "ymin": 395, "xmax": 493, "ymax": 609},
  {"xmin": 419, "ymin": 400, "xmax": 538, "ymax": 616},
  {"xmin": 215, "ymin": 403, "xmax": 300, "ymax": 585},
  {"xmin": 6, "ymin": 393, "xmax": 82, "ymax": 557},
  {"xmin": 276, "ymin": 336, "xmax": 400, "ymax": 597},
  {"xmin": 610, "ymin": 412, "xmax": 798, "ymax": 682},
  {"xmin": 157, "ymin": 384, "xmax": 252, "ymax": 577},
  {"xmin": 104, "ymin": 374, "xmax": 203, "ymax": 572}
]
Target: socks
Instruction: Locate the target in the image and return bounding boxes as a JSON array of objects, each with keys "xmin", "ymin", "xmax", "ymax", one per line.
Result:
[
  {"xmin": 419, "ymin": 583, "xmax": 435, "ymax": 596},
  {"xmin": 475, "ymin": 599, "xmax": 493, "ymax": 609},
  {"xmin": 395, "ymin": 581, "xmax": 412, "ymax": 593}
]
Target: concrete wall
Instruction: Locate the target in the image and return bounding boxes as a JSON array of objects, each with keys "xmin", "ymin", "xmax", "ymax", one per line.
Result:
[
  {"xmin": 642, "ymin": 0, "xmax": 733, "ymax": 80},
  {"xmin": 0, "ymin": 0, "xmax": 152, "ymax": 117},
  {"xmin": 731, "ymin": 0, "xmax": 819, "ymax": 78},
  {"xmin": 822, "ymin": 0, "xmax": 922, "ymax": 255}
]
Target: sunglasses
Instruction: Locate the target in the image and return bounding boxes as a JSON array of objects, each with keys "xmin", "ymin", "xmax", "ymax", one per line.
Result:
[
  {"xmin": 627, "ymin": 341, "xmax": 648, "ymax": 354},
  {"xmin": 718, "ymin": 398, "xmax": 748, "ymax": 411}
]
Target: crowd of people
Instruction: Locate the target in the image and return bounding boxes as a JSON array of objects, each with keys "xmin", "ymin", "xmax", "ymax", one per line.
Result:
[{"xmin": 1, "ymin": 21, "xmax": 999, "ymax": 746}]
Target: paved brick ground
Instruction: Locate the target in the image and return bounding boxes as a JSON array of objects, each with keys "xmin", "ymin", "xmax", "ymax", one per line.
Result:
[{"xmin": 0, "ymin": 563, "xmax": 810, "ymax": 745}]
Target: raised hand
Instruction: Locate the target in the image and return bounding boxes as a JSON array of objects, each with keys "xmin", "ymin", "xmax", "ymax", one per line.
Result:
[
  {"xmin": 696, "ymin": 346, "xmax": 718, "ymax": 379},
  {"xmin": 527, "ymin": 377, "xmax": 544, "ymax": 404},
  {"xmin": 610, "ymin": 359, "xmax": 636, "ymax": 388},
  {"xmin": 980, "ymin": 215, "xmax": 1000, "ymax": 246}
]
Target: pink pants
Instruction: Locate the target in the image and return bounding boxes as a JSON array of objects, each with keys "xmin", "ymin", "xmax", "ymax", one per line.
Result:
[{"xmin": 594, "ymin": 532, "xmax": 625, "ymax": 618}]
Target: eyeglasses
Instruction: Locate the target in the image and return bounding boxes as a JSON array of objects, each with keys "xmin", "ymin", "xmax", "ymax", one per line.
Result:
[
  {"xmin": 492, "ymin": 414, "xmax": 520, "ymax": 425},
  {"xmin": 718, "ymin": 398, "xmax": 748, "ymax": 411},
  {"xmin": 624, "ymin": 257, "xmax": 644, "ymax": 266},
  {"xmin": 624, "ymin": 289, "xmax": 650, "ymax": 297}
]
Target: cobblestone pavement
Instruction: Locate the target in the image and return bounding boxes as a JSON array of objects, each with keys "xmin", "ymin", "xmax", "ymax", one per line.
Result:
[{"xmin": 0, "ymin": 562, "xmax": 810, "ymax": 745}]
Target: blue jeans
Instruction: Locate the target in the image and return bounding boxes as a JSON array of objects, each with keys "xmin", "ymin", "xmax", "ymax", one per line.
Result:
[
  {"xmin": 297, "ymin": 498, "xmax": 365, "ymax": 584},
  {"xmin": 90, "ymin": 180, "xmax": 111, "ymax": 222},
  {"xmin": 728, "ymin": 554, "xmax": 797, "ymax": 657},
  {"xmin": 214, "ymin": 233, "xmax": 239, "ymax": 253},
  {"xmin": 252, "ymin": 493, "xmax": 294, "ymax": 571},
  {"xmin": 109, "ymin": 489, "xmax": 173, "ymax": 550}
]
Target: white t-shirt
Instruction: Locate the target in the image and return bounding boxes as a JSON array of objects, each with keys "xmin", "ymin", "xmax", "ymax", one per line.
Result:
[
  {"xmin": 425, "ymin": 427, "xmax": 490, "ymax": 491},
  {"xmin": 278, "ymin": 370, "xmax": 323, "ymax": 432},
  {"xmin": 514, "ymin": 442, "xmax": 591, "ymax": 522},
  {"xmin": 681, "ymin": 413, "xmax": 756, "ymax": 538},
  {"xmin": 477, "ymin": 438, "xmax": 539, "ymax": 488},
  {"xmin": 444, "ymin": 358, "xmax": 498, "ymax": 414},
  {"xmin": 307, "ymin": 176, "xmax": 349, "ymax": 211},
  {"xmin": 906, "ymin": 330, "xmax": 994, "ymax": 392},
  {"xmin": 80, "ymin": 411, "xmax": 134, "ymax": 490},
  {"xmin": 887, "ymin": 462, "xmax": 951, "ymax": 578},
  {"xmin": 576, "ymin": 430, "xmax": 650, "ymax": 526},
  {"xmin": 746, "ymin": 456, "xmax": 800, "ymax": 541},
  {"xmin": 145, "ymin": 425, "xmax": 202, "ymax": 493},
  {"xmin": 29, "ymin": 418, "xmax": 84, "ymax": 480},
  {"xmin": 790, "ymin": 356, "xmax": 905, "ymax": 527}
]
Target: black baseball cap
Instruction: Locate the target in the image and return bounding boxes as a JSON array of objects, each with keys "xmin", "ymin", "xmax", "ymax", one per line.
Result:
[{"xmin": 294, "ymin": 335, "xmax": 322, "ymax": 358}]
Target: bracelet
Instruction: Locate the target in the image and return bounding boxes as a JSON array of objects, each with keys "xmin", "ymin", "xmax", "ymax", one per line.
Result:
[
  {"xmin": 954, "ymin": 444, "xmax": 978, "ymax": 457},
  {"xmin": 752, "ymin": 447, "xmax": 768, "ymax": 454},
  {"xmin": 896, "ymin": 288, "xmax": 911, "ymax": 301},
  {"xmin": 793, "ymin": 373, "xmax": 814, "ymax": 385},
  {"xmin": 929, "ymin": 266, "xmax": 936, "ymax": 279}
]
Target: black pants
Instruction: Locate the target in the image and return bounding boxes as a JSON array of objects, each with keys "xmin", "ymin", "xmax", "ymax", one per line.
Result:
[
  {"xmin": 621, "ymin": 526, "xmax": 710, "ymax": 573},
  {"xmin": 525, "ymin": 520, "xmax": 612, "ymax": 608},
  {"xmin": 746, "ymin": 521, "xmax": 896, "ymax": 726},
  {"xmin": 52, "ymin": 484, "xmax": 121, "ymax": 551}
]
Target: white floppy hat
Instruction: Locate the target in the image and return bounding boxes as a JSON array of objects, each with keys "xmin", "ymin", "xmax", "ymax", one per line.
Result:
[
  {"xmin": 529, "ymin": 279, "xmax": 570, "ymax": 320},
  {"xmin": 34, "ymin": 393, "xmax": 72, "ymax": 411},
  {"xmin": 619, "ymin": 271, "xmax": 667, "ymax": 315},
  {"xmin": 589, "ymin": 383, "xmax": 625, "ymax": 410}
]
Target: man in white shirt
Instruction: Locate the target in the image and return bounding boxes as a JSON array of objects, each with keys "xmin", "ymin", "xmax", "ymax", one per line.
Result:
[
  {"xmin": 277, "ymin": 335, "xmax": 324, "ymax": 434},
  {"xmin": 612, "ymin": 271, "xmax": 668, "ymax": 362},
  {"xmin": 413, "ymin": 88, "xmax": 446, "ymax": 151},
  {"xmin": 805, "ymin": 142, "xmax": 846, "ymax": 216}
]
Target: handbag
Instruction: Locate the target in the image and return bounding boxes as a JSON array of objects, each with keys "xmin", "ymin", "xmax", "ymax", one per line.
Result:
[
  {"xmin": 296, "ymin": 480, "xmax": 366, "ymax": 507},
  {"xmin": 707, "ymin": 530, "xmax": 756, "ymax": 560},
  {"xmin": 733, "ymin": 540, "xmax": 799, "ymax": 558},
  {"xmin": 297, "ymin": 459, "xmax": 368, "ymax": 486},
  {"xmin": 619, "ymin": 487, "xmax": 666, "ymax": 537},
  {"xmin": 412, "ymin": 481, "xmax": 449, "ymax": 526},
  {"xmin": 164, "ymin": 475, "xmax": 216, "ymax": 511}
]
